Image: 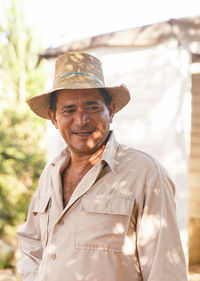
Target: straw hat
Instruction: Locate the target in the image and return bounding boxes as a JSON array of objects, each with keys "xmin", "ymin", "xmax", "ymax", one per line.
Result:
[{"xmin": 27, "ymin": 52, "xmax": 131, "ymax": 119}]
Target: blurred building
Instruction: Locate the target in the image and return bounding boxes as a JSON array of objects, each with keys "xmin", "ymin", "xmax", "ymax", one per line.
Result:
[{"xmin": 40, "ymin": 16, "xmax": 200, "ymax": 266}]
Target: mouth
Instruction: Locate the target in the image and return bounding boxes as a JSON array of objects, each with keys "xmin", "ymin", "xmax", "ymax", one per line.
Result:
[{"xmin": 72, "ymin": 130, "xmax": 94, "ymax": 137}]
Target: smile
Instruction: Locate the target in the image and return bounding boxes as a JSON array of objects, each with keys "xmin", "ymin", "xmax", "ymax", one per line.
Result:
[{"xmin": 72, "ymin": 131, "xmax": 94, "ymax": 136}]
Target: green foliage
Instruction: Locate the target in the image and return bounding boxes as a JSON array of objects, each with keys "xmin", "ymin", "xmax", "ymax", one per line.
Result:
[
  {"xmin": 0, "ymin": 239, "xmax": 15, "ymax": 269},
  {"xmin": 0, "ymin": 0, "xmax": 46, "ymax": 102},
  {"xmin": 0, "ymin": 106, "xmax": 46, "ymax": 234},
  {"xmin": 0, "ymin": 0, "xmax": 47, "ymax": 268}
]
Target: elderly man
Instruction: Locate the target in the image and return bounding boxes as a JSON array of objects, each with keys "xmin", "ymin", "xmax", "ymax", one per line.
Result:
[{"xmin": 17, "ymin": 52, "xmax": 187, "ymax": 281}]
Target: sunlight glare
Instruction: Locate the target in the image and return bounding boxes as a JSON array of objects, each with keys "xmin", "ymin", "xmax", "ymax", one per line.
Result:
[
  {"xmin": 113, "ymin": 223, "xmax": 125, "ymax": 234},
  {"xmin": 122, "ymin": 235, "xmax": 136, "ymax": 255}
]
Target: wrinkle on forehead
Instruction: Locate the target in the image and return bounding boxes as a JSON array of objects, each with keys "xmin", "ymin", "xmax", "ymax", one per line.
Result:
[
  {"xmin": 56, "ymin": 89, "xmax": 106, "ymax": 108},
  {"xmin": 60, "ymin": 101, "xmax": 103, "ymax": 112}
]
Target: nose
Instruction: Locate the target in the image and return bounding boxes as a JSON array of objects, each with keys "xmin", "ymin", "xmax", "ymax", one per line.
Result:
[{"xmin": 73, "ymin": 109, "xmax": 89, "ymax": 126}]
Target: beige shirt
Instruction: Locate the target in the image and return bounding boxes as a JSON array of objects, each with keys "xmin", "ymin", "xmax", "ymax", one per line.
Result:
[{"xmin": 17, "ymin": 132, "xmax": 187, "ymax": 281}]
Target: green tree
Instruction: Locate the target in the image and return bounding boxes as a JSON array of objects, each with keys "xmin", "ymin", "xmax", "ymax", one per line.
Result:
[
  {"xmin": 0, "ymin": 0, "xmax": 47, "ymax": 268},
  {"xmin": 0, "ymin": 0, "xmax": 46, "ymax": 102}
]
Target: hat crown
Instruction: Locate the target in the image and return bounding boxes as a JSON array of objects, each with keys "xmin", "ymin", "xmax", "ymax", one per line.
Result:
[
  {"xmin": 53, "ymin": 52, "xmax": 105, "ymax": 88},
  {"xmin": 27, "ymin": 51, "xmax": 131, "ymax": 119}
]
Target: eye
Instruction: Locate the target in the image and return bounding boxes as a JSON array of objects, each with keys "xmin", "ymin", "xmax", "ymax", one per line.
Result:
[
  {"xmin": 63, "ymin": 109, "xmax": 75, "ymax": 114},
  {"xmin": 86, "ymin": 106, "xmax": 100, "ymax": 111}
]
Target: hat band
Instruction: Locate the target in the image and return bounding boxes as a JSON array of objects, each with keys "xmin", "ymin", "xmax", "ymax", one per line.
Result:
[{"xmin": 55, "ymin": 72, "xmax": 104, "ymax": 85}]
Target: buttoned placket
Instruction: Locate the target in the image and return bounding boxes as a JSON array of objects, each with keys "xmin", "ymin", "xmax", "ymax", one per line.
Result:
[
  {"xmin": 46, "ymin": 160, "xmax": 105, "ymax": 263},
  {"xmin": 46, "ymin": 133, "xmax": 118, "ymax": 265},
  {"xmin": 55, "ymin": 160, "xmax": 104, "ymax": 224}
]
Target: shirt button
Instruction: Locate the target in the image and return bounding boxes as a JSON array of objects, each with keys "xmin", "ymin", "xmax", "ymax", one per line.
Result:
[
  {"xmin": 51, "ymin": 253, "xmax": 56, "ymax": 260},
  {"xmin": 59, "ymin": 220, "xmax": 64, "ymax": 225}
]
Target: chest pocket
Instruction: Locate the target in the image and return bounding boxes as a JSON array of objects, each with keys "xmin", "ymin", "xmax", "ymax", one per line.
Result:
[
  {"xmin": 75, "ymin": 196, "xmax": 134, "ymax": 252},
  {"xmin": 33, "ymin": 196, "xmax": 51, "ymax": 247}
]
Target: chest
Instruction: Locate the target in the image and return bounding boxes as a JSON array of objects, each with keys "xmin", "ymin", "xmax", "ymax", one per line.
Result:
[{"xmin": 62, "ymin": 167, "xmax": 90, "ymax": 207}]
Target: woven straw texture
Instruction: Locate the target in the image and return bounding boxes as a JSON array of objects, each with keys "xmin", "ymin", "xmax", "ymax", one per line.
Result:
[{"xmin": 27, "ymin": 52, "xmax": 131, "ymax": 119}]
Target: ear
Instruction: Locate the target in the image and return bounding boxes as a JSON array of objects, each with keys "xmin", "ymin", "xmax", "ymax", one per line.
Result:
[
  {"xmin": 48, "ymin": 109, "xmax": 59, "ymax": 129},
  {"xmin": 109, "ymin": 101, "xmax": 115, "ymax": 123}
]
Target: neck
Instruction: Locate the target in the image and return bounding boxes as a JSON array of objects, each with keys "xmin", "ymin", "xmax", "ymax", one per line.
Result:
[{"xmin": 69, "ymin": 145, "xmax": 106, "ymax": 170}]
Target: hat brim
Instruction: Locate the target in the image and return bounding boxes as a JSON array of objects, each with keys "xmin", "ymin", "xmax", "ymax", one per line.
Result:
[{"xmin": 27, "ymin": 84, "xmax": 131, "ymax": 119}]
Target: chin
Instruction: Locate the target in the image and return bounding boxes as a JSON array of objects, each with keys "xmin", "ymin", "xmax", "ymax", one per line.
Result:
[{"xmin": 71, "ymin": 142, "xmax": 102, "ymax": 155}]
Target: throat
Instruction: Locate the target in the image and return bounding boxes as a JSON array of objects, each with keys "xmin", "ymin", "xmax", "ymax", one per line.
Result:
[
  {"xmin": 70, "ymin": 144, "xmax": 105, "ymax": 169},
  {"xmin": 62, "ymin": 145, "xmax": 105, "ymax": 207},
  {"xmin": 61, "ymin": 164, "xmax": 93, "ymax": 208}
]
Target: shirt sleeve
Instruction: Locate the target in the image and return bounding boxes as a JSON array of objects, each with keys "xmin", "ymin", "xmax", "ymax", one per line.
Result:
[
  {"xmin": 136, "ymin": 167, "xmax": 188, "ymax": 281},
  {"xmin": 17, "ymin": 192, "xmax": 43, "ymax": 281}
]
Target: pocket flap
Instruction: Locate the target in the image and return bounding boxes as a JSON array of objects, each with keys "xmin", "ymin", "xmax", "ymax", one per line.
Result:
[
  {"xmin": 81, "ymin": 197, "xmax": 134, "ymax": 216},
  {"xmin": 33, "ymin": 196, "xmax": 51, "ymax": 216}
]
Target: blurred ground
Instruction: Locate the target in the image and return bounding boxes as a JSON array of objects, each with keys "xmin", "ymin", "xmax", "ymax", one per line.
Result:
[
  {"xmin": 0, "ymin": 266, "xmax": 200, "ymax": 281},
  {"xmin": 189, "ymin": 264, "xmax": 200, "ymax": 281},
  {"xmin": 0, "ymin": 269, "xmax": 17, "ymax": 281}
]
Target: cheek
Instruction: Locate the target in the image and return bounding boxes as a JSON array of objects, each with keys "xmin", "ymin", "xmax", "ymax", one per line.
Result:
[
  {"xmin": 57, "ymin": 117, "xmax": 71, "ymax": 133},
  {"xmin": 94, "ymin": 114, "xmax": 111, "ymax": 135},
  {"xmin": 98, "ymin": 113, "xmax": 111, "ymax": 130}
]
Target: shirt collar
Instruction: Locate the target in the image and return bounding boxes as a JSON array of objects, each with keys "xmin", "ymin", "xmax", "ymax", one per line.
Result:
[
  {"xmin": 50, "ymin": 131, "xmax": 118, "ymax": 173},
  {"xmin": 101, "ymin": 131, "xmax": 118, "ymax": 173}
]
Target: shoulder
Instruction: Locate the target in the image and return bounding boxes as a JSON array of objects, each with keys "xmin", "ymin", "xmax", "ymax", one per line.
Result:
[
  {"xmin": 116, "ymin": 144, "xmax": 158, "ymax": 170},
  {"xmin": 116, "ymin": 143, "xmax": 170, "ymax": 179},
  {"xmin": 33, "ymin": 162, "xmax": 53, "ymax": 198},
  {"xmin": 116, "ymin": 143, "xmax": 175, "ymax": 195},
  {"xmin": 38, "ymin": 161, "xmax": 53, "ymax": 181},
  {"xmin": 36, "ymin": 148, "xmax": 67, "ymax": 196}
]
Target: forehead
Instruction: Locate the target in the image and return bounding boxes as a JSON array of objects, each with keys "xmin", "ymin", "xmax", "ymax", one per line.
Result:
[{"xmin": 56, "ymin": 89, "xmax": 105, "ymax": 106}]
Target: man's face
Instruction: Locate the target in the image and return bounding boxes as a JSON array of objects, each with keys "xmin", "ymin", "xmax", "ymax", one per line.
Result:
[{"xmin": 48, "ymin": 89, "xmax": 115, "ymax": 156}]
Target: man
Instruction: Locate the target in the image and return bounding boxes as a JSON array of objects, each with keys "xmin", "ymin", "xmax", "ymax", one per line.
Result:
[{"xmin": 17, "ymin": 52, "xmax": 188, "ymax": 281}]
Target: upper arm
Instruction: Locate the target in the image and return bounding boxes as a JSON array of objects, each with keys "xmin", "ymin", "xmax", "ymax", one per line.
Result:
[{"xmin": 136, "ymin": 170, "xmax": 187, "ymax": 281}]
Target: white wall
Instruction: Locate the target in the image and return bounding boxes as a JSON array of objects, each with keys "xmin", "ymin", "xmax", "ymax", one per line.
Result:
[{"xmin": 46, "ymin": 40, "xmax": 191, "ymax": 255}]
